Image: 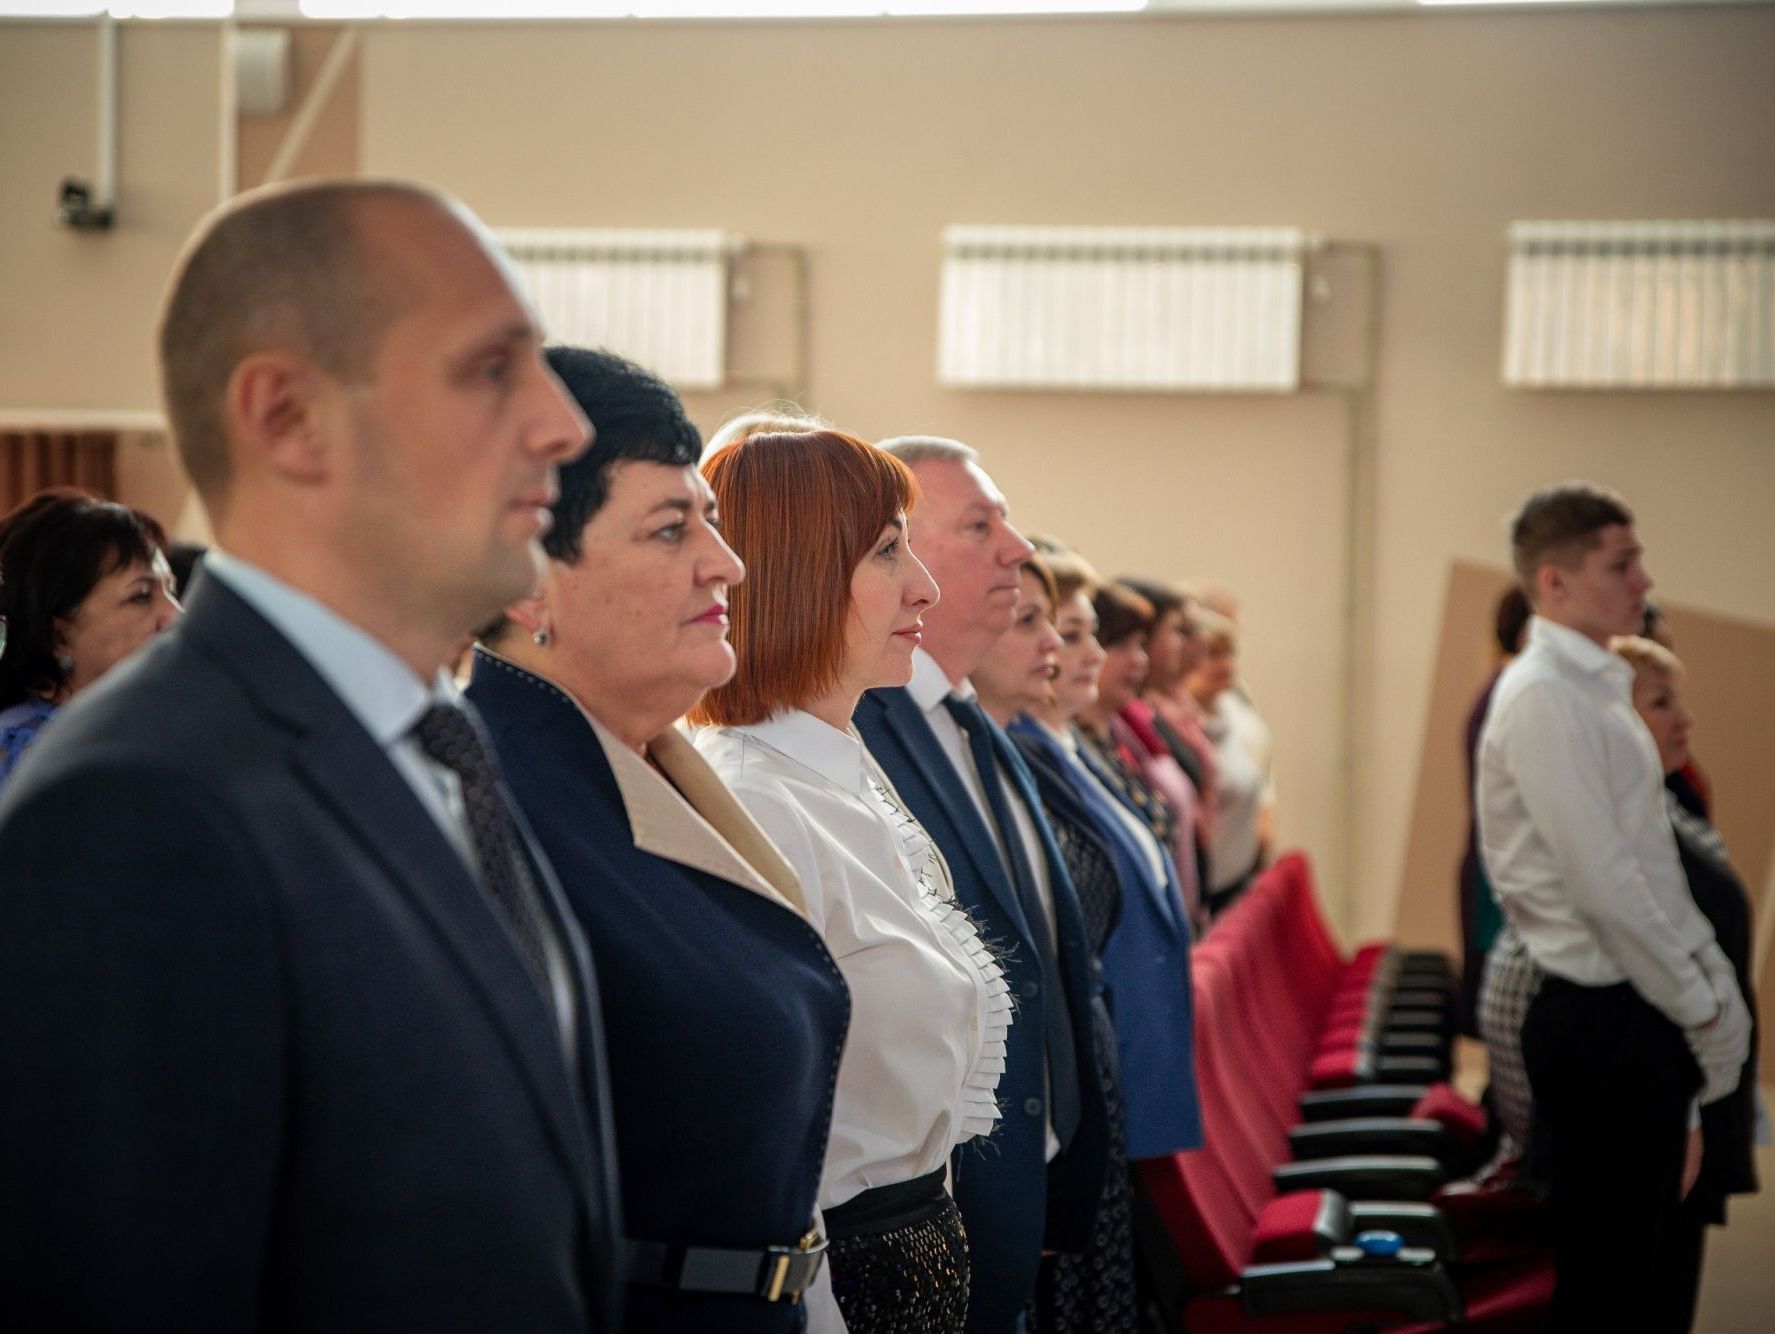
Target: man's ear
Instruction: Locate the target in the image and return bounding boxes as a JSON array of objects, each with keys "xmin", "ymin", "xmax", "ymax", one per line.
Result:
[
  {"xmin": 225, "ymin": 350, "xmax": 335, "ymax": 486},
  {"xmin": 1535, "ymin": 561, "xmax": 1564, "ymax": 608}
]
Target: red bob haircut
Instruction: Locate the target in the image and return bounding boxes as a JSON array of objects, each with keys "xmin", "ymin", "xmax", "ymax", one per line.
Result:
[{"xmin": 691, "ymin": 430, "xmax": 917, "ymax": 727}]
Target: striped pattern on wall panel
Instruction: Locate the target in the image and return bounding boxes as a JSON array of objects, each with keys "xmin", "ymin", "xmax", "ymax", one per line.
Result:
[
  {"xmin": 938, "ymin": 226, "xmax": 1313, "ymax": 392},
  {"xmin": 1503, "ymin": 221, "xmax": 1775, "ymax": 389},
  {"xmin": 495, "ymin": 228, "xmax": 736, "ymax": 390}
]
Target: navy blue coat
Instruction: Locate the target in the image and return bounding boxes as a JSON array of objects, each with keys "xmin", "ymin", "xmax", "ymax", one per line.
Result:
[
  {"xmin": 0, "ymin": 578, "xmax": 622, "ymax": 1332},
  {"xmin": 1010, "ymin": 720, "xmax": 1202, "ymax": 1160},
  {"xmin": 855, "ymin": 686, "xmax": 1110, "ymax": 1333},
  {"xmin": 468, "ymin": 652, "xmax": 850, "ymax": 1334}
]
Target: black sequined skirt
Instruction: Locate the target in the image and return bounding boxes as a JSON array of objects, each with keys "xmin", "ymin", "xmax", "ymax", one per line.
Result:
[{"xmin": 825, "ymin": 1168, "xmax": 969, "ymax": 1333}]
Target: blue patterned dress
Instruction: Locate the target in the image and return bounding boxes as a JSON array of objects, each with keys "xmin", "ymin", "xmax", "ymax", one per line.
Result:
[{"xmin": 0, "ymin": 699, "xmax": 58, "ymax": 788}]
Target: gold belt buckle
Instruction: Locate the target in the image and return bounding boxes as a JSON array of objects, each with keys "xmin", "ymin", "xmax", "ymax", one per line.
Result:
[{"xmin": 766, "ymin": 1228, "xmax": 824, "ymax": 1304}]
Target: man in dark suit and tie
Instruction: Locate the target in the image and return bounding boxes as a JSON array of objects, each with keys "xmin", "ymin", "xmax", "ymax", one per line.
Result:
[
  {"xmin": 0, "ymin": 180, "xmax": 623, "ymax": 1331},
  {"xmin": 855, "ymin": 437, "xmax": 1110, "ymax": 1332}
]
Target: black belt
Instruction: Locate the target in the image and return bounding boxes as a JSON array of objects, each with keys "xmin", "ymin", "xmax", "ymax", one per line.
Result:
[
  {"xmin": 625, "ymin": 1230, "xmax": 827, "ymax": 1304},
  {"xmin": 823, "ymin": 1167, "xmax": 951, "ymax": 1238}
]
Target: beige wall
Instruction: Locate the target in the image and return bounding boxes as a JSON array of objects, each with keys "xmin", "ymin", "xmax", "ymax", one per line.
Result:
[
  {"xmin": 3, "ymin": 10, "xmax": 1773, "ymax": 949},
  {"xmin": 0, "ymin": 23, "xmax": 222, "ymax": 415},
  {"xmin": 235, "ymin": 24, "xmax": 360, "ymax": 190}
]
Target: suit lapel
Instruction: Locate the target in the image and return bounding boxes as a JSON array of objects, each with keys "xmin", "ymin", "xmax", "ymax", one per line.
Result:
[
  {"xmin": 994, "ymin": 727, "xmax": 1077, "ymax": 919},
  {"xmin": 183, "ymin": 583, "xmax": 597, "ymax": 1203},
  {"xmin": 1050, "ymin": 730, "xmax": 1189, "ymax": 945},
  {"xmin": 867, "ymin": 688, "xmax": 1033, "ymax": 940}
]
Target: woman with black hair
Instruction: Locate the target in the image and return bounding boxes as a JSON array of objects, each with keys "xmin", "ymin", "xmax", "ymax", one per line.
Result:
[
  {"xmin": 464, "ymin": 347, "xmax": 850, "ymax": 1332},
  {"xmin": 0, "ymin": 488, "xmax": 179, "ymax": 784}
]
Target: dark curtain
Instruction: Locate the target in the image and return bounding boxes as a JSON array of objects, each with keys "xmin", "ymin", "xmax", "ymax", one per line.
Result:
[{"xmin": 1, "ymin": 431, "xmax": 118, "ymax": 515}]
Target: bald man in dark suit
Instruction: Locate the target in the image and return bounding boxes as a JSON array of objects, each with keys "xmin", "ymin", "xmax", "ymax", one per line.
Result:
[{"xmin": 0, "ymin": 180, "xmax": 622, "ymax": 1332}]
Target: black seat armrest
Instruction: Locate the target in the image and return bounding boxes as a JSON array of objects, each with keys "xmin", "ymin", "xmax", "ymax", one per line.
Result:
[
  {"xmin": 1378, "ymin": 1030, "xmax": 1450, "ymax": 1058},
  {"xmin": 1273, "ymin": 1154, "xmax": 1447, "ymax": 1201},
  {"xmin": 1398, "ymin": 949, "xmax": 1453, "ymax": 973},
  {"xmin": 1389, "ymin": 987, "xmax": 1453, "ymax": 1011},
  {"xmin": 1383, "ymin": 1008, "xmax": 1450, "ymax": 1034},
  {"xmin": 1347, "ymin": 1201, "xmax": 1459, "ymax": 1260},
  {"xmin": 1288, "ymin": 1117, "xmax": 1459, "ymax": 1168},
  {"xmin": 1377, "ymin": 1053, "xmax": 1448, "ymax": 1081},
  {"xmin": 1240, "ymin": 1254, "xmax": 1462, "ymax": 1323},
  {"xmin": 1298, "ymin": 1084, "xmax": 1431, "ymax": 1121}
]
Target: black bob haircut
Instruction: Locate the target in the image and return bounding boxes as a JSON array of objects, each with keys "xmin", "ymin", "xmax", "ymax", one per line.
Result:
[
  {"xmin": 542, "ymin": 345, "xmax": 703, "ymax": 564},
  {"xmin": 0, "ymin": 488, "xmax": 169, "ymax": 709}
]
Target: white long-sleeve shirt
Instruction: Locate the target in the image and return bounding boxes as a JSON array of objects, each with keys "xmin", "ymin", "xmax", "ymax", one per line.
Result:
[
  {"xmin": 1476, "ymin": 616, "xmax": 1719, "ymax": 1028},
  {"xmin": 694, "ymin": 710, "xmax": 1011, "ymax": 1209}
]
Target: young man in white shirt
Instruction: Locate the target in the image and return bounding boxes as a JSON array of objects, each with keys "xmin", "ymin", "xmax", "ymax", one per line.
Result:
[{"xmin": 1477, "ymin": 482, "xmax": 1750, "ymax": 1331}]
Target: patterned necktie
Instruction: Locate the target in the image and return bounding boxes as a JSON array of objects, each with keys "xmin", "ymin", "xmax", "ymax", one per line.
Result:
[
  {"xmin": 413, "ymin": 703, "xmax": 575, "ymax": 1051},
  {"xmin": 943, "ymin": 694, "xmax": 1082, "ymax": 1148}
]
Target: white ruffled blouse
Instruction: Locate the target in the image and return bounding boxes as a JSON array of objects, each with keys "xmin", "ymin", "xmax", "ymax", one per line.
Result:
[{"xmin": 694, "ymin": 710, "xmax": 1011, "ymax": 1210}]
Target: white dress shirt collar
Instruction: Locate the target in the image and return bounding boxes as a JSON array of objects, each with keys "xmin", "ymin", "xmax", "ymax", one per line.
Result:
[
  {"xmin": 202, "ymin": 549, "xmax": 475, "ymax": 877},
  {"xmin": 739, "ymin": 709, "xmax": 870, "ymax": 799},
  {"xmin": 1526, "ymin": 614, "xmax": 1634, "ymax": 685},
  {"xmin": 908, "ymin": 645, "xmax": 971, "ymax": 713},
  {"xmin": 203, "ymin": 549, "xmax": 455, "ymax": 741}
]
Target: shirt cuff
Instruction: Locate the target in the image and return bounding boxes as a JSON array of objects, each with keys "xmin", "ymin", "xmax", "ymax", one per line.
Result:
[{"xmin": 1666, "ymin": 969, "xmax": 1719, "ymax": 1030}]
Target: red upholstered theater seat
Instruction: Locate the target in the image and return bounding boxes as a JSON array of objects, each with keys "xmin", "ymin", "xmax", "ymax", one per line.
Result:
[
  {"xmin": 1410, "ymin": 1085, "xmax": 1487, "ymax": 1153},
  {"xmin": 1137, "ymin": 853, "xmax": 1552, "ymax": 1331}
]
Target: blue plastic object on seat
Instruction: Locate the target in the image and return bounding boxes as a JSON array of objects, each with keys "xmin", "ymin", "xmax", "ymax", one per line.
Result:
[{"xmin": 1355, "ymin": 1230, "xmax": 1406, "ymax": 1258}]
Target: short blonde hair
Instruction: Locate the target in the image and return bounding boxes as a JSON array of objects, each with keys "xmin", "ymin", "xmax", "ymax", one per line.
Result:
[
  {"xmin": 705, "ymin": 403, "xmax": 828, "ymax": 455},
  {"xmin": 1193, "ymin": 607, "xmax": 1238, "ymax": 651},
  {"xmin": 1610, "ymin": 634, "xmax": 1683, "ymax": 682}
]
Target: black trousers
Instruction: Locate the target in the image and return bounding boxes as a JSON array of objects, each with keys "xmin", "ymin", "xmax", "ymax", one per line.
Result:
[{"xmin": 1522, "ymin": 976, "xmax": 1704, "ymax": 1333}]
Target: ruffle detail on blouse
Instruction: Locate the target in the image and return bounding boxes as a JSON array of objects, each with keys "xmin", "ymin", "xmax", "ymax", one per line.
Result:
[
  {"xmin": 866, "ymin": 763, "xmax": 1012, "ymax": 1145},
  {"xmin": 921, "ymin": 877, "xmax": 1012, "ymax": 1143}
]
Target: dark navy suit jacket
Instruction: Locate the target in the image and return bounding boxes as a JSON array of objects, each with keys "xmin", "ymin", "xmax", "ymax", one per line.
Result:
[
  {"xmin": 468, "ymin": 651, "xmax": 850, "ymax": 1333},
  {"xmin": 0, "ymin": 578, "xmax": 622, "ymax": 1332},
  {"xmin": 855, "ymin": 686, "xmax": 1109, "ymax": 1333},
  {"xmin": 1011, "ymin": 719, "xmax": 1202, "ymax": 1160}
]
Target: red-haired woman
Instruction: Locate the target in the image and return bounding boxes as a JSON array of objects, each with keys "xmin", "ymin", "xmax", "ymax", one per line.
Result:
[{"xmin": 693, "ymin": 427, "xmax": 1012, "ymax": 1333}]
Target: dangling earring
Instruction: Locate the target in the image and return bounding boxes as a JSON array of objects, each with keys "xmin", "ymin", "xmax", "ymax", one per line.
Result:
[{"xmin": 532, "ymin": 626, "xmax": 551, "ymax": 648}]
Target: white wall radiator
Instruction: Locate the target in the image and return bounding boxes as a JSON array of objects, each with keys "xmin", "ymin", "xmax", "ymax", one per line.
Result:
[
  {"xmin": 937, "ymin": 225, "xmax": 1314, "ymax": 392},
  {"xmin": 1503, "ymin": 220, "xmax": 1775, "ymax": 389},
  {"xmin": 495, "ymin": 228, "xmax": 737, "ymax": 391}
]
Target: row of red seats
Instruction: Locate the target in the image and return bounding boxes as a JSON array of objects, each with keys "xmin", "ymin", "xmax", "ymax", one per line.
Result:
[{"xmin": 1140, "ymin": 853, "xmax": 1553, "ymax": 1332}]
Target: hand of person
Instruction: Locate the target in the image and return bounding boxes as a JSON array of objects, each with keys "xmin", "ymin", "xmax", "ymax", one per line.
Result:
[
  {"xmin": 1685, "ymin": 944, "xmax": 1752, "ymax": 1105},
  {"xmin": 1681, "ymin": 1126, "xmax": 1703, "ymax": 1199}
]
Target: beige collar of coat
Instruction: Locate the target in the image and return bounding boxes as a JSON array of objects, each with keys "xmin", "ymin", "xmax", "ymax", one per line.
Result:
[{"xmin": 584, "ymin": 711, "xmax": 809, "ymax": 918}]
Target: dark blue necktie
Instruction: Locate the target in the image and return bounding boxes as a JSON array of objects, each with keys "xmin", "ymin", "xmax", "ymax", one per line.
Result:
[
  {"xmin": 414, "ymin": 702, "xmax": 577, "ymax": 1068},
  {"xmin": 944, "ymin": 694, "xmax": 1081, "ymax": 1149}
]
